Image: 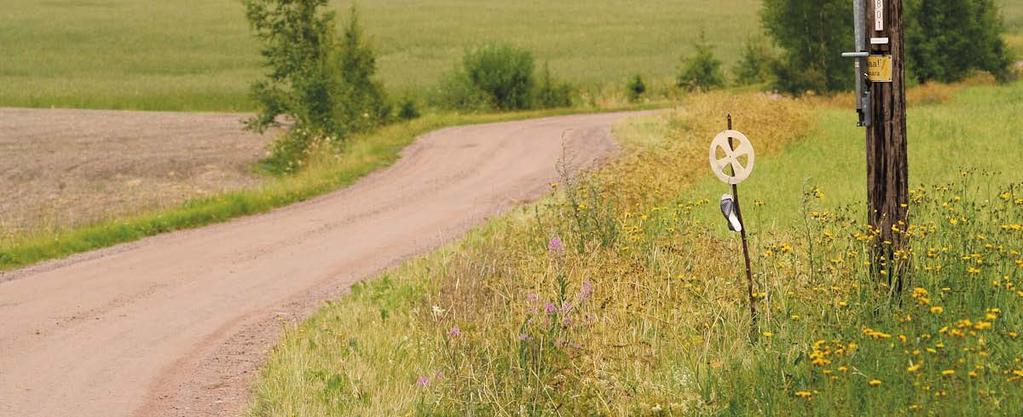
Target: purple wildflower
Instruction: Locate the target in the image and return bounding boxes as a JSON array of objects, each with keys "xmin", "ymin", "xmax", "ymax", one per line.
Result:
[
  {"xmin": 448, "ymin": 326, "xmax": 461, "ymax": 337},
  {"xmin": 579, "ymin": 281, "xmax": 593, "ymax": 301},
  {"xmin": 544, "ymin": 302, "xmax": 558, "ymax": 315},
  {"xmin": 519, "ymin": 333, "xmax": 530, "ymax": 341},
  {"xmin": 416, "ymin": 376, "xmax": 430, "ymax": 387},
  {"xmin": 548, "ymin": 236, "xmax": 564, "ymax": 254},
  {"xmin": 561, "ymin": 302, "xmax": 573, "ymax": 313},
  {"xmin": 526, "ymin": 292, "xmax": 539, "ymax": 303}
]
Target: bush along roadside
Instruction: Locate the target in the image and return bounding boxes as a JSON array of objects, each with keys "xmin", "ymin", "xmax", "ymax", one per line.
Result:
[
  {"xmin": 440, "ymin": 43, "xmax": 575, "ymax": 112},
  {"xmin": 244, "ymin": 1, "xmax": 390, "ymax": 174}
]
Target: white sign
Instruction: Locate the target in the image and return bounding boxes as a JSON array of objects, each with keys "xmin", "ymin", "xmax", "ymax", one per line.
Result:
[
  {"xmin": 871, "ymin": 37, "xmax": 890, "ymax": 45},
  {"xmin": 875, "ymin": 0, "xmax": 884, "ymax": 31},
  {"xmin": 709, "ymin": 130, "xmax": 755, "ymax": 185}
]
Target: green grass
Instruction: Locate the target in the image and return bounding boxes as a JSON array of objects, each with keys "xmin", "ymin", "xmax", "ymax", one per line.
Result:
[
  {"xmin": 682, "ymin": 81, "xmax": 1023, "ymax": 231},
  {"xmin": 0, "ymin": 0, "xmax": 261, "ymax": 112},
  {"xmin": 3, "ymin": 1, "xmax": 1021, "ymax": 112},
  {"xmin": 1007, "ymin": 33, "xmax": 1023, "ymax": 59},
  {"xmin": 1004, "ymin": 0, "xmax": 1023, "ymax": 33},
  {"xmin": 0, "ymin": 105, "xmax": 663, "ymax": 271},
  {"xmin": 0, "ymin": 0, "xmax": 759, "ymax": 111},
  {"xmin": 248, "ymin": 81, "xmax": 1023, "ymax": 415}
]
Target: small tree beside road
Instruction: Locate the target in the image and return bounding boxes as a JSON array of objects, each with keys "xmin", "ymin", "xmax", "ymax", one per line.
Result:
[{"xmin": 244, "ymin": 1, "xmax": 387, "ymax": 172}]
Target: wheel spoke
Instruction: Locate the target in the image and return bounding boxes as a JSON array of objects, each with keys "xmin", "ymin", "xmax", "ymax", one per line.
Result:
[
  {"xmin": 732, "ymin": 161, "xmax": 748, "ymax": 178},
  {"xmin": 734, "ymin": 141, "xmax": 752, "ymax": 156}
]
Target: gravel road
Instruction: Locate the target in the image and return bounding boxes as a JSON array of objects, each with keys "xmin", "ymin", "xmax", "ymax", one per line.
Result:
[{"xmin": 0, "ymin": 111, "xmax": 644, "ymax": 417}]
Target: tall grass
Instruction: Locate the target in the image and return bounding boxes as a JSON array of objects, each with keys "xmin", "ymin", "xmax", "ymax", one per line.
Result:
[{"xmin": 250, "ymin": 81, "xmax": 1023, "ymax": 415}]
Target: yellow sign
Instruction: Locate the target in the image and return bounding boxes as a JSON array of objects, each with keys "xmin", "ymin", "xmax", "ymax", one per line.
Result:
[{"xmin": 867, "ymin": 55, "xmax": 893, "ymax": 83}]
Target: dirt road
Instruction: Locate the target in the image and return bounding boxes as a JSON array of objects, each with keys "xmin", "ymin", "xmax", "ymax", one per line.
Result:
[{"xmin": 0, "ymin": 111, "xmax": 640, "ymax": 417}]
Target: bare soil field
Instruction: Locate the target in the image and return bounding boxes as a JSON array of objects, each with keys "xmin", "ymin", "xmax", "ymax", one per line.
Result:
[{"xmin": 0, "ymin": 108, "xmax": 274, "ymax": 237}]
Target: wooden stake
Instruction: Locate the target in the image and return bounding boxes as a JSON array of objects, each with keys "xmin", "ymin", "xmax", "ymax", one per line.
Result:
[{"xmin": 727, "ymin": 114, "xmax": 758, "ymax": 331}]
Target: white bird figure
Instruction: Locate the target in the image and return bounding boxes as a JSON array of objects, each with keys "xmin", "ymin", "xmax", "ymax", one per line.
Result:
[{"xmin": 720, "ymin": 194, "xmax": 743, "ymax": 233}]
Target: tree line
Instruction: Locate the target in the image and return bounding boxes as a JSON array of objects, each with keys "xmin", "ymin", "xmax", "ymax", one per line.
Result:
[{"xmin": 759, "ymin": 0, "xmax": 1013, "ymax": 94}]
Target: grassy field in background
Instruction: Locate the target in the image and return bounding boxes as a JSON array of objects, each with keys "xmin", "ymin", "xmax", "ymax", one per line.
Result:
[
  {"xmin": 0, "ymin": 0, "xmax": 759, "ymax": 111},
  {"xmin": 3, "ymin": 1, "xmax": 1019, "ymax": 112},
  {"xmin": 1006, "ymin": 0, "xmax": 1023, "ymax": 32},
  {"xmin": 249, "ymin": 81, "xmax": 1023, "ymax": 415},
  {"xmin": 0, "ymin": 0, "xmax": 261, "ymax": 111}
]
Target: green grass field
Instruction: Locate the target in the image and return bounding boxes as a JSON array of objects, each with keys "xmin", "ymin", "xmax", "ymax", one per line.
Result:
[
  {"xmin": 4, "ymin": 1, "xmax": 1019, "ymax": 112},
  {"xmin": 0, "ymin": 0, "xmax": 761, "ymax": 112},
  {"xmin": 1005, "ymin": 0, "xmax": 1023, "ymax": 32},
  {"xmin": 249, "ymin": 81, "xmax": 1023, "ymax": 415}
]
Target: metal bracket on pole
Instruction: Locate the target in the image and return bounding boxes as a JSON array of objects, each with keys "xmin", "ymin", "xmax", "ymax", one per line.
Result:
[{"xmin": 842, "ymin": 0, "xmax": 872, "ymax": 127}]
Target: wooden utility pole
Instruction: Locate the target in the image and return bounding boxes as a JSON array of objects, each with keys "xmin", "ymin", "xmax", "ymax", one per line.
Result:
[{"xmin": 864, "ymin": 0, "xmax": 909, "ymax": 290}]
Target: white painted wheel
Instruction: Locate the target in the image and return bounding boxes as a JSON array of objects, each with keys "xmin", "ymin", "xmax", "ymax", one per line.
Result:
[{"xmin": 709, "ymin": 130, "xmax": 755, "ymax": 185}]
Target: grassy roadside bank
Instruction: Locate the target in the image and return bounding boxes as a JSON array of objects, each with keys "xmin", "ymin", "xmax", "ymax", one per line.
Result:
[
  {"xmin": 0, "ymin": 105, "xmax": 662, "ymax": 272},
  {"xmin": 249, "ymin": 80, "xmax": 1023, "ymax": 416}
]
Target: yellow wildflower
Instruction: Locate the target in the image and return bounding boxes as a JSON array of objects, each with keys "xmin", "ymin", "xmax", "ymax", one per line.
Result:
[
  {"xmin": 863, "ymin": 327, "xmax": 892, "ymax": 339},
  {"xmin": 912, "ymin": 287, "xmax": 929, "ymax": 298},
  {"xmin": 930, "ymin": 306, "xmax": 944, "ymax": 314},
  {"xmin": 942, "ymin": 369, "xmax": 956, "ymax": 377},
  {"xmin": 869, "ymin": 379, "xmax": 882, "ymax": 387},
  {"xmin": 907, "ymin": 362, "xmax": 923, "ymax": 373},
  {"xmin": 795, "ymin": 390, "xmax": 813, "ymax": 399}
]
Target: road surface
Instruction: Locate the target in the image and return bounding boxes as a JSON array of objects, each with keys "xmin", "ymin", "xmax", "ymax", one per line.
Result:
[{"xmin": 0, "ymin": 111, "xmax": 641, "ymax": 417}]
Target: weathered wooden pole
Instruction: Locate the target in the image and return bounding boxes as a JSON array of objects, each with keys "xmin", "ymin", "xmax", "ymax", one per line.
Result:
[
  {"xmin": 864, "ymin": 0, "xmax": 909, "ymax": 291},
  {"xmin": 727, "ymin": 115, "xmax": 757, "ymax": 329}
]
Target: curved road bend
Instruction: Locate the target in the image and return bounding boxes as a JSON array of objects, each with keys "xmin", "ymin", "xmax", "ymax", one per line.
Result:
[{"xmin": 0, "ymin": 111, "xmax": 646, "ymax": 417}]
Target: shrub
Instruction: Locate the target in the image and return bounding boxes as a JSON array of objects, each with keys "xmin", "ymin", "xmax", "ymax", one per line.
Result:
[
  {"xmin": 397, "ymin": 98, "xmax": 420, "ymax": 120},
  {"xmin": 243, "ymin": 2, "xmax": 387, "ymax": 171},
  {"xmin": 334, "ymin": 8, "xmax": 390, "ymax": 133},
  {"xmin": 534, "ymin": 62, "xmax": 574, "ymax": 109},
  {"xmin": 442, "ymin": 43, "xmax": 536, "ymax": 111},
  {"xmin": 733, "ymin": 35, "xmax": 776, "ymax": 85},
  {"xmin": 627, "ymin": 74, "xmax": 646, "ymax": 101},
  {"xmin": 244, "ymin": 0, "xmax": 341, "ymax": 135},
  {"xmin": 677, "ymin": 32, "xmax": 726, "ymax": 92}
]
